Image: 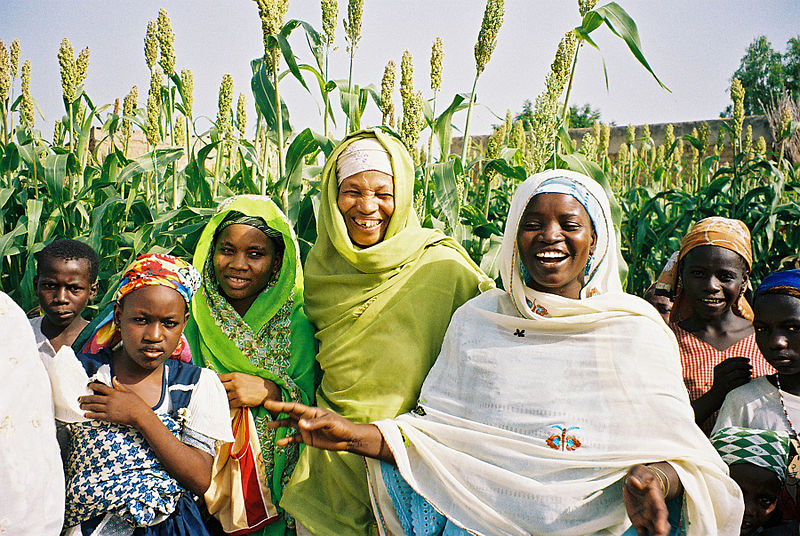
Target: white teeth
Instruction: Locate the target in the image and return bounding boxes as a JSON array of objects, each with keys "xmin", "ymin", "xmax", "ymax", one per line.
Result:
[
  {"xmin": 355, "ymin": 219, "xmax": 380, "ymax": 229},
  {"xmin": 536, "ymin": 251, "xmax": 567, "ymax": 259}
]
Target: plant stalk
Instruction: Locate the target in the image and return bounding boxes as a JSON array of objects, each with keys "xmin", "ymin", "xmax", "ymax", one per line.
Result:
[
  {"xmin": 346, "ymin": 44, "xmax": 355, "ymax": 134},
  {"xmin": 460, "ymin": 73, "xmax": 480, "ymax": 164},
  {"xmin": 274, "ymin": 66, "xmax": 286, "ymax": 213}
]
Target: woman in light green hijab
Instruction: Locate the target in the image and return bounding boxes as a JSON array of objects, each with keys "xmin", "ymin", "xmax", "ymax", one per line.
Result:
[
  {"xmin": 280, "ymin": 129, "xmax": 492, "ymax": 535},
  {"xmin": 185, "ymin": 195, "xmax": 317, "ymax": 536}
]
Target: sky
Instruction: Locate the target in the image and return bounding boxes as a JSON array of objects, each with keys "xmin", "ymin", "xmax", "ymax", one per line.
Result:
[{"xmin": 2, "ymin": 1, "xmax": 799, "ymax": 141}]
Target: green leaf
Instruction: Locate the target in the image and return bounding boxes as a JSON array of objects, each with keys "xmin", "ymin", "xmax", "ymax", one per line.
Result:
[
  {"xmin": 432, "ymin": 93, "xmax": 469, "ymax": 158},
  {"xmin": 431, "ymin": 158, "xmax": 463, "ymax": 230},
  {"xmin": 577, "ymin": 2, "xmax": 669, "ymax": 91},
  {"xmin": 251, "ymin": 64, "xmax": 293, "ymax": 141}
]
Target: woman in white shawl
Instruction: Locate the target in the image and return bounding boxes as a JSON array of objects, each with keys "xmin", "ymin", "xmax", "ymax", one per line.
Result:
[{"xmin": 264, "ymin": 170, "xmax": 743, "ymax": 535}]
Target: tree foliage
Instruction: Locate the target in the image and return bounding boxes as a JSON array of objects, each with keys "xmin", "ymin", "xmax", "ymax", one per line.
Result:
[{"xmin": 722, "ymin": 35, "xmax": 800, "ymax": 117}]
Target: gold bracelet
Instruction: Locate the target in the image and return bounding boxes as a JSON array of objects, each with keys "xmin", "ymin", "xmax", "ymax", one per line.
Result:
[{"xmin": 648, "ymin": 464, "xmax": 670, "ymax": 497}]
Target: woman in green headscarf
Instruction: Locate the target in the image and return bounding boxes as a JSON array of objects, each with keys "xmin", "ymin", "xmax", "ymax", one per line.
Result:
[
  {"xmin": 280, "ymin": 129, "xmax": 492, "ymax": 535},
  {"xmin": 185, "ymin": 195, "xmax": 317, "ymax": 536}
]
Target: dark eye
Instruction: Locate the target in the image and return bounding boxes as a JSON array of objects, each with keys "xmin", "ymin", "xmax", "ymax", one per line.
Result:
[
  {"xmin": 786, "ymin": 324, "xmax": 800, "ymax": 333},
  {"xmin": 377, "ymin": 193, "xmax": 393, "ymax": 199},
  {"xmin": 754, "ymin": 325, "xmax": 767, "ymax": 334},
  {"xmin": 563, "ymin": 222, "xmax": 581, "ymax": 231},
  {"xmin": 164, "ymin": 320, "xmax": 179, "ymax": 329},
  {"xmin": 759, "ymin": 496, "xmax": 776, "ymax": 508},
  {"xmin": 133, "ymin": 316, "xmax": 147, "ymax": 324},
  {"xmin": 249, "ymin": 251, "xmax": 265, "ymax": 258}
]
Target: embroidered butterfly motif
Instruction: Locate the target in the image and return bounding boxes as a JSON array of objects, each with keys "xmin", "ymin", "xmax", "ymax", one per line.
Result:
[
  {"xmin": 514, "ymin": 329, "xmax": 525, "ymax": 337},
  {"xmin": 546, "ymin": 425, "xmax": 582, "ymax": 451}
]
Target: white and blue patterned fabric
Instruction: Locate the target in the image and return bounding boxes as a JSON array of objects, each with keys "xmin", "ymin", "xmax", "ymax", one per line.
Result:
[
  {"xmin": 382, "ymin": 460, "xmax": 686, "ymax": 536},
  {"xmin": 64, "ymin": 349, "xmax": 210, "ymax": 531}
]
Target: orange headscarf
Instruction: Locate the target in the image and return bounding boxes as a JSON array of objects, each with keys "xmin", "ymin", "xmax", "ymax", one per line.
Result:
[{"xmin": 654, "ymin": 217, "xmax": 753, "ymax": 322}]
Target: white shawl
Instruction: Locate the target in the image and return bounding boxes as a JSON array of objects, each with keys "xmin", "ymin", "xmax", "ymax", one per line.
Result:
[{"xmin": 367, "ymin": 171, "xmax": 743, "ymax": 536}]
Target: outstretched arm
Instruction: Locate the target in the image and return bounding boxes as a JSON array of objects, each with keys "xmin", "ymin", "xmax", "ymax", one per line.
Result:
[
  {"xmin": 264, "ymin": 399, "xmax": 395, "ymax": 463},
  {"xmin": 80, "ymin": 381, "xmax": 213, "ymax": 496},
  {"xmin": 623, "ymin": 462, "xmax": 682, "ymax": 536}
]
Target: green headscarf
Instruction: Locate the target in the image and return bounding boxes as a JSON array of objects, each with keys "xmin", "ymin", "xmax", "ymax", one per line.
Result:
[
  {"xmin": 184, "ymin": 195, "xmax": 316, "ymax": 536},
  {"xmin": 280, "ymin": 129, "xmax": 492, "ymax": 536}
]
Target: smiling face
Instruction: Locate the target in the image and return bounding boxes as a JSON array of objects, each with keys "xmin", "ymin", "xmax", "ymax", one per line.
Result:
[
  {"xmin": 34, "ymin": 258, "xmax": 98, "ymax": 329},
  {"xmin": 114, "ymin": 285, "xmax": 188, "ymax": 373},
  {"xmin": 213, "ymin": 223, "xmax": 282, "ymax": 317},
  {"xmin": 337, "ymin": 170, "xmax": 395, "ymax": 247},
  {"xmin": 753, "ymin": 293, "xmax": 800, "ymax": 377},
  {"xmin": 517, "ymin": 193, "xmax": 596, "ymax": 299},
  {"xmin": 680, "ymin": 245, "xmax": 749, "ymax": 320},
  {"xmin": 729, "ymin": 463, "xmax": 782, "ymax": 536}
]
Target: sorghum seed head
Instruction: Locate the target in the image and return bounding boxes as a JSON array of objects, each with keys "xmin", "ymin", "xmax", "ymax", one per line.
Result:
[
  {"xmin": 0, "ymin": 42, "xmax": 10, "ymax": 104},
  {"xmin": 400, "ymin": 50, "xmax": 414, "ymax": 103},
  {"xmin": 755, "ymin": 136, "xmax": 767, "ymax": 155},
  {"xmin": 75, "ymin": 47, "xmax": 90, "ymax": 86},
  {"xmin": 510, "ymin": 120, "xmax": 525, "ymax": 151},
  {"xmin": 9, "ymin": 39, "xmax": 19, "ymax": 79},
  {"xmin": 744, "ymin": 124, "xmax": 753, "ymax": 155},
  {"xmin": 731, "ymin": 78, "xmax": 745, "ymax": 140},
  {"xmin": 175, "ymin": 114, "xmax": 185, "ymax": 145},
  {"xmin": 617, "ymin": 142, "xmax": 628, "ymax": 163},
  {"xmin": 145, "ymin": 69, "xmax": 163, "ymax": 146},
  {"xmin": 180, "ymin": 68, "xmax": 194, "ymax": 117},
  {"xmin": 581, "ymin": 131, "xmax": 597, "ymax": 161},
  {"xmin": 144, "ymin": 20, "xmax": 159, "ymax": 71},
  {"xmin": 122, "ymin": 85, "xmax": 137, "ymax": 137},
  {"xmin": 380, "ymin": 61, "xmax": 395, "ymax": 123},
  {"xmin": 157, "ymin": 9, "xmax": 176, "ymax": 76},
  {"xmin": 321, "ymin": 0, "xmax": 338, "ymax": 47},
  {"xmin": 217, "ymin": 74, "xmax": 234, "ymax": 140},
  {"xmin": 698, "ymin": 121, "xmax": 709, "ymax": 155},
  {"xmin": 344, "ymin": 0, "xmax": 364, "ymax": 48},
  {"xmin": 236, "ymin": 93, "xmax": 247, "ymax": 136},
  {"xmin": 401, "ymin": 90, "xmax": 423, "ymax": 160},
  {"xmin": 599, "ymin": 123, "xmax": 610, "ymax": 156},
  {"xmin": 430, "ymin": 37, "xmax": 443, "ymax": 91},
  {"xmin": 578, "ymin": 0, "xmax": 597, "ymax": 17},
  {"xmin": 20, "ymin": 59, "xmax": 33, "ymax": 128},
  {"xmin": 57, "ymin": 38, "xmax": 77, "ymax": 103},
  {"xmin": 474, "ymin": 0, "xmax": 504, "ymax": 74},
  {"xmin": 626, "ymin": 124, "xmax": 635, "ymax": 146},
  {"xmin": 780, "ymin": 107, "xmax": 792, "ymax": 136}
]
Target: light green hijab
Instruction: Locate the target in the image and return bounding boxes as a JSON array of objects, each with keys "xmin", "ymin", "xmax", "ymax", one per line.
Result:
[
  {"xmin": 185, "ymin": 195, "xmax": 316, "ymax": 536},
  {"xmin": 280, "ymin": 129, "xmax": 491, "ymax": 536}
]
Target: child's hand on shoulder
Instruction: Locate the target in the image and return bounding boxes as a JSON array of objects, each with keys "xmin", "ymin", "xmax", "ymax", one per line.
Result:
[{"xmin": 79, "ymin": 378, "xmax": 151, "ymax": 427}]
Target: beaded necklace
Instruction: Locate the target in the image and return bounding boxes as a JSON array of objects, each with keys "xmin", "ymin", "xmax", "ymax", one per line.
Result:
[
  {"xmin": 776, "ymin": 374, "xmax": 800, "ymax": 438},
  {"xmin": 775, "ymin": 374, "xmax": 800, "ymax": 484}
]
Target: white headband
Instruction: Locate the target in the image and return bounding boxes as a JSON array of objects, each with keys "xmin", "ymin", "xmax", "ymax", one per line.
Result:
[{"xmin": 336, "ymin": 138, "xmax": 393, "ymax": 186}]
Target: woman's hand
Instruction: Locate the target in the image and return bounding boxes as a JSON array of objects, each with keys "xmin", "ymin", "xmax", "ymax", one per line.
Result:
[
  {"xmin": 219, "ymin": 372, "xmax": 281, "ymax": 408},
  {"xmin": 623, "ymin": 464, "xmax": 671, "ymax": 536},
  {"xmin": 79, "ymin": 380, "xmax": 150, "ymax": 427},
  {"xmin": 263, "ymin": 400, "xmax": 394, "ymax": 462}
]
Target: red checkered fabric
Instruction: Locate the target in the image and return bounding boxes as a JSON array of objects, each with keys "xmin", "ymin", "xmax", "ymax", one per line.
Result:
[{"xmin": 671, "ymin": 323, "xmax": 776, "ymax": 432}]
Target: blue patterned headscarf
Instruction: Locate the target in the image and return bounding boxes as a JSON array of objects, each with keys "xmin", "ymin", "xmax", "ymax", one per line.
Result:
[
  {"xmin": 754, "ymin": 269, "xmax": 800, "ymax": 300},
  {"xmin": 531, "ymin": 177, "xmax": 604, "ymax": 237}
]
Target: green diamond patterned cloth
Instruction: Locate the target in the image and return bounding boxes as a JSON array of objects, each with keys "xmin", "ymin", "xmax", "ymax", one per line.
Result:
[{"xmin": 711, "ymin": 426, "xmax": 790, "ymax": 482}]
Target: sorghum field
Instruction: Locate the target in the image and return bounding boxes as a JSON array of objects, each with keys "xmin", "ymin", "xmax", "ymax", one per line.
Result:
[{"xmin": 1, "ymin": 0, "xmax": 799, "ymax": 313}]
